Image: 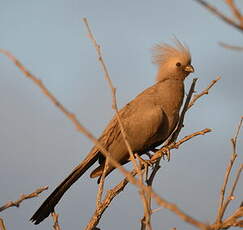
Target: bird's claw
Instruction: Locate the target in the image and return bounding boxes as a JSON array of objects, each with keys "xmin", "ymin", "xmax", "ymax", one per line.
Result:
[
  {"xmin": 160, "ymin": 146, "xmax": 171, "ymax": 161},
  {"xmin": 134, "ymin": 153, "xmax": 153, "ymax": 168}
]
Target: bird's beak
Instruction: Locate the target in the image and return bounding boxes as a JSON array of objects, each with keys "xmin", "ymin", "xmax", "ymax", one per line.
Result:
[{"xmin": 184, "ymin": 64, "xmax": 194, "ymax": 73}]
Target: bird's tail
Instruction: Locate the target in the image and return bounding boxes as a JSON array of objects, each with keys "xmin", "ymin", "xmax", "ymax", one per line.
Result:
[{"xmin": 30, "ymin": 150, "xmax": 99, "ymax": 225}]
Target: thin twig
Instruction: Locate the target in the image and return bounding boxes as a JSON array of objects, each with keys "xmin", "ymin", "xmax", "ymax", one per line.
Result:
[
  {"xmin": 216, "ymin": 152, "xmax": 237, "ymax": 223},
  {"xmin": 143, "ymin": 76, "xmax": 217, "ymax": 227},
  {"xmin": 216, "ymin": 117, "xmax": 243, "ymax": 224},
  {"xmin": 146, "ymin": 78, "xmax": 199, "ymax": 185},
  {"xmin": 217, "ymin": 204, "xmax": 243, "ymax": 229},
  {"xmin": 0, "ymin": 49, "xmax": 138, "ymax": 193},
  {"xmin": 82, "ymin": 18, "xmax": 137, "ymax": 169},
  {"xmin": 225, "ymin": 0, "xmax": 243, "ymax": 25},
  {"xmin": 151, "ymin": 128, "xmax": 211, "ymax": 162},
  {"xmin": 1, "ymin": 49, "xmax": 210, "ymax": 230},
  {"xmin": 194, "ymin": 0, "xmax": 243, "ymax": 32},
  {"xmin": 85, "ymin": 170, "xmax": 137, "ymax": 230},
  {"xmin": 188, "ymin": 77, "xmax": 221, "ymax": 109},
  {"xmin": 0, "ymin": 186, "xmax": 48, "ymax": 212},
  {"xmin": 220, "ymin": 164, "xmax": 243, "ymax": 220},
  {"xmin": 96, "ymin": 160, "xmax": 109, "ymax": 207},
  {"xmin": 83, "ymin": 17, "xmax": 151, "ymax": 230},
  {"xmin": 219, "ymin": 42, "xmax": 243, "ymax": 51},
  {"xmin": 166, "ymin": 78, "xmax": 198, "ymax": 145},
  {"xmin": 51, "ymin": 212, "xmax": 61, "ymax": 230},
  {"xmin": 0, "ymin": 218, "xmax": 6, "ymax": 230},
  {"xmin": 85, "ymin": 128, "xmax": 211, "ymax": 230}
]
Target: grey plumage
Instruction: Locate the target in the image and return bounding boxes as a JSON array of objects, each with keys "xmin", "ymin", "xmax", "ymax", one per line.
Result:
[{"xmin": 30, "ymin": 40, "xmax": 194, "ymax": 224}]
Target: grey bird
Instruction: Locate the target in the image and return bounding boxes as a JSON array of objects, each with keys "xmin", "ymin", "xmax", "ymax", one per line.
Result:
[{"xmin": 30, "ymin": 40, "xmax": 194, "ymax": 224}]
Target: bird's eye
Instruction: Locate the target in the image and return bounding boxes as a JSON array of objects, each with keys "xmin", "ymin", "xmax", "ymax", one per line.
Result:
[{"xmin": 176, "ymin": 62, "xmax": 181, "ymax": 67}]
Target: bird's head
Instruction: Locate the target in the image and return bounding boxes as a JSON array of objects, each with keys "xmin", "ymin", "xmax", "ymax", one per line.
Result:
[{"xmin": 152, "ymin": 39, "xmax": 194, "ymax": 82}]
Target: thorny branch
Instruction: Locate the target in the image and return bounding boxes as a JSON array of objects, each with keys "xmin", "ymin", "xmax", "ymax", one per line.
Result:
[{"xmin": 0, "ymin": 186, "xmax": 48, "ymax": 212}]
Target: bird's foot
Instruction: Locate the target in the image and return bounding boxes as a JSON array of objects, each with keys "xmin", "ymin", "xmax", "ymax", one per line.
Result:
[
  {"xmin": 151, "ymin": 146, "xmax": 171, "ymax": 162},
  {"xmin": 134, "ymin": 153, "xmax": 153, "ymax": 168},
  {"xmin": 160, "ymin": 146, "xmax": 171, "ymax": 161}
]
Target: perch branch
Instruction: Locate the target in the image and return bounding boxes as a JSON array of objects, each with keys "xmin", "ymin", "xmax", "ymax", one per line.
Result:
[
  {"xmin": 0, "ymin": 186, "xmax": 48, "ymax": 212},
  {"xmin": 1, "ymin": 48, "xmax": 210, "ymax": 230},
  {"xmin": 188, "ymin": 77, "xmax": 221, "ymax": 109},
  {"xmin": 83, "ymin": 17, "xmax": 151, "ymax": 230}
]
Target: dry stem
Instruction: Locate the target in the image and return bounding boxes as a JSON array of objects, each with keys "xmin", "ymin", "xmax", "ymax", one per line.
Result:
[
  {"xmin": 142, "ymin": 76, "xmax": 219, "ymax": 227},
  {"xmin": 83, "ymin": 17, "xmax": 151, "ymax": 230},
  {"xmin": 51, "ymin": 212, "xmax": 61, "ymax": 230},
  {"xmin": 0, "ymin": 186, "xmax": 48, "ymax": 212},
  {"xmin": 219, "ymin": 42, "xmax": 243, "ymax": 51},
  {"xmin": 96, "ymin": 160, "xmax": 109, "ymax": 207},
  {"xmin": 225, "ymin": 0, "xmax": 243, "ymax": 25},
  {"xmin": 85, "ymin": 128, "xmax": 211, "ymax": 230},
  {"xmin": 194, "ymin": 0, "xmax": 243, "ymax": 32},
  {"xmin": 0, "ymin": 218, "xmax": 6, "ymax": 230},
  {"xmin": 188, "ymin": 77, "xmax": 221, "ymax": 109},
  {"xmin": 215, "ymin": 117, "xmax": 243, "ymax": 226},
  {"xmin": 85, "ymin": 170, "xmax": 137, "ymax": 230},
  {"xmin": 1, "ymin": 45, "xmax": 210, "ymax": 230}
]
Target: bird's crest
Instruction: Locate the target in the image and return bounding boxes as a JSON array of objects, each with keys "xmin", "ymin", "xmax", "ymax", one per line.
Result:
[{"xmin": 152, "ymin": 39, "xmax": 191, "ymax": 66}]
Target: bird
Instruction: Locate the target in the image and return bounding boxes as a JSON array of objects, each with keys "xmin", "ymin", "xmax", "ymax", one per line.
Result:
[{"xmin": 30, "ymin": 39, "xmax": 194, "ymax": 224}]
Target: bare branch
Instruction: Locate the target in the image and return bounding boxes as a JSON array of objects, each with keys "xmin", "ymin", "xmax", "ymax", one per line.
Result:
[
  {"xmin": 96, "ymin": 160, "xmax": 109, "ymax": 207},
  {"xmin": 188, "ymin": 77, "xmax": 221, "ymax": 109},
  {"xmin": 51, "ymin": 212, "xmax": 61, "ymax": 230},
  {"xmin": 151, "ymin": 128, "xmax": 211, "ymax": 162},
  {"xmin": 0, "ymin": 49, "xmax": 139, "ymax": 192},
  {"xmin": 220, "ymin": 205, "xmax": 243, "ymax": 229},
  {"xmin": 194, "ymin": 0, "xmax": 243, "ymax": 32},
  {"xmin": 85, "ymin": 127, "xmax": 211, "ymax": 230},
  {"xmin": 225, "ymin": 0, "xmax": 243, "ymax": 25},
  {"xmin": 143, "ymin": 76, "xmax": 216, "ymax": 228},
  {"xmin": 212, "ymin": 201, "xmax": 243, "ymax": 229},
  {"xmin": 166, "ymin": 78, "xmax": 198, "ymax": 146},
  {"xmin": 219, "ymin": 42, "xmax": 243, "ymax": 51},
  {"xmin": 83, "ymin": 17, "xmax": 151, "ymax": 230},
  {"xmin": 82, "ymin": 18, "xmax": 136, "ymax": 167},
  {"xmin": 1, "ymin": 45, "xmax": 210, "ymax": 230},
  {"xmin": 216, "ymin": 117, "xmax": 243, "ymax": 224},
  {"xmin": 150, "ymin": 190, "xmax": 210, "ymax": 230},
  {"xmin": 220, "ymin": 164, "xmax": 243, "ymax": 221},
  {"xmin": 85, "ymin": 170, "xmax": 137, "ymax": 230},
  {"xmin": 0, "ymin": 218, "xmax": 7, "ymax": 230},
  {"xmin": 0, "ymin": 186, "xmax": 48, "ymax": 212}
]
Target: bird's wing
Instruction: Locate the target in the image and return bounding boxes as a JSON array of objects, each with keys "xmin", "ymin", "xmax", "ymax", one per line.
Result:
[{"xmin": 93, "ymin": 92, "xmax": 165, "ymax": 156}]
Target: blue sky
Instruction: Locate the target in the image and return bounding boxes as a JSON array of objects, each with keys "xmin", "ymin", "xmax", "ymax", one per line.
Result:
[{"xmin": 0, "ymin": 1, "xmax": 242, "ymax": 230}]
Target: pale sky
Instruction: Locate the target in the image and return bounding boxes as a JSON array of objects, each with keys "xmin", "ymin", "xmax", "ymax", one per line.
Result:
[{"xmin": 0, "ymin": 1, "xmax": 242, "ymax": 230}]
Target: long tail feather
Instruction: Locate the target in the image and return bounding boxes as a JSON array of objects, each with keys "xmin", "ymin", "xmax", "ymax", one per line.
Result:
[{"xmin": 30, "ymin": 151, "xmax": 99, "ymax": 224}]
